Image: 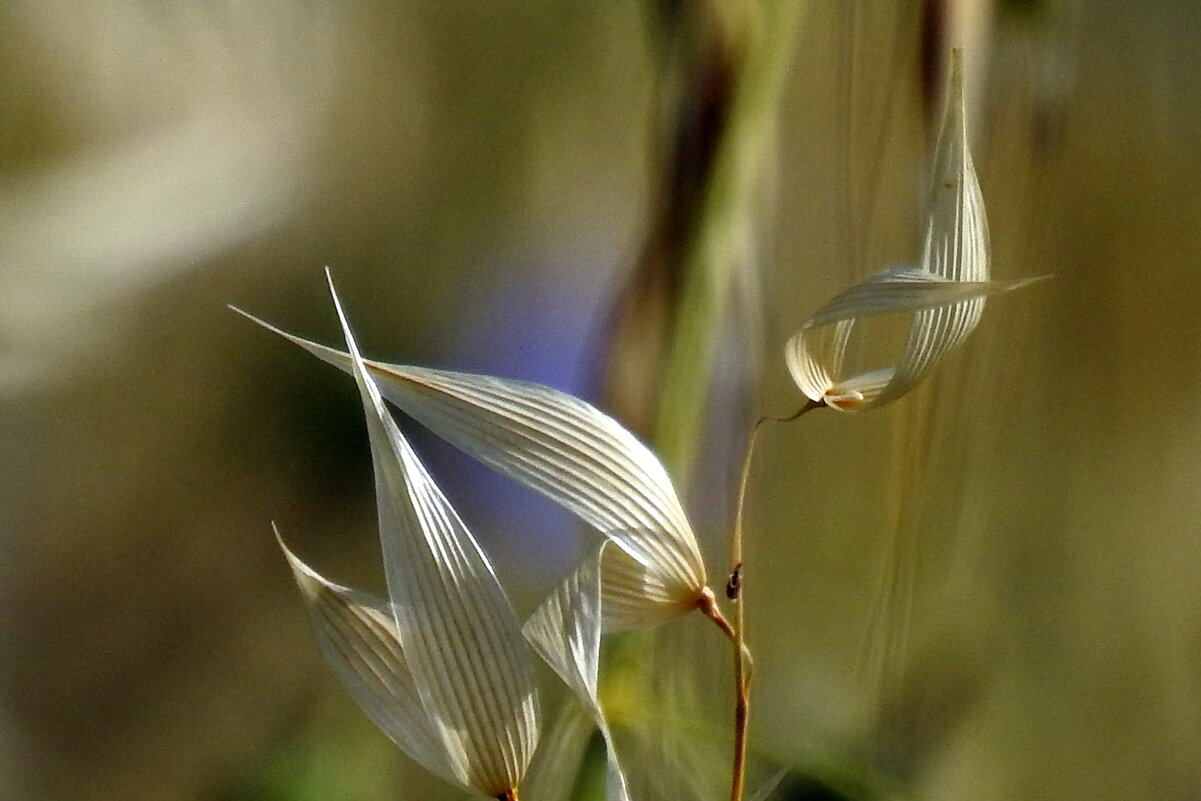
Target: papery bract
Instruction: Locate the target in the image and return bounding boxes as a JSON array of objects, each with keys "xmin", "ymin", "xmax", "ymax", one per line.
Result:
[
  {"xmin": 233, "ymin": 305, "xmax": 711, "ymax": 630},
  {"xmin": 524, "ymin": 543, "xmax": 631, "ymax": 801},
  {"xmin": 785, "ymin": 49, "xmax": 1042, "ymax": 412},
  {"xmin": 273, "ymin": 273, "xmax": 540, "ymax": 799}
]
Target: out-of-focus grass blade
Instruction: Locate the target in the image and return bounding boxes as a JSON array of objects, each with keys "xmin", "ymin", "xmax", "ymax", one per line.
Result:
[
  {"xmin": 523, "ymin": 544, "xmax": 630, "ymax": 801},
  {"xmin": 275, "ymin": 528, "xmax": 459, "ymax": 788},
  {"xmin": 324, "ymin": 273, "xmax": 540, "ymax": 798},
  {"xmin": 745, "ymin": 767, "xmax": 789, "ymax": 801},
  {"xmin": 522, "ymin": 702, "xmax": 597, "ymax": 801},
  {"xmin": 231, "ymin": 306, "xmax": 709, "ymax": 614}
]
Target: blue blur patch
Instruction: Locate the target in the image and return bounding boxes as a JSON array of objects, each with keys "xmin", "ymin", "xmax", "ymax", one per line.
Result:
[{"xmin": 416, "ymin": 255, "xmax": 617, "ymax": 606}]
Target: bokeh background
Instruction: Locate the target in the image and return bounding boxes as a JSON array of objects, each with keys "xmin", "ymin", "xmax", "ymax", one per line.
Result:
[{"xmin": 3, "ymin": 1, "xmax": 1200, "ymax": 800}]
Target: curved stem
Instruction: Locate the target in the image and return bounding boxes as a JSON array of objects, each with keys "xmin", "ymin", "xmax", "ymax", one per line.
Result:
[
  {"xmin": 728, "ymin": 399, "xmax": 823, "ymax": 599},
  {"xmin": 723, "ymin": 398, "xmax": 823, "ymax": 801}
]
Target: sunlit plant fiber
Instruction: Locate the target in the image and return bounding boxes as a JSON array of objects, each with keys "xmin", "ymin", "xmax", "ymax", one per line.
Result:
[{"xmin": 233, "ymin": 48, "xmax": 1042, "ymax": 801}]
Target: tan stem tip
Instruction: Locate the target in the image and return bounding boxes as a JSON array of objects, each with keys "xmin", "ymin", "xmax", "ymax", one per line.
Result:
[{"xmin": 697, "ymin": 587, "xmax": 735, "ymax": 639}]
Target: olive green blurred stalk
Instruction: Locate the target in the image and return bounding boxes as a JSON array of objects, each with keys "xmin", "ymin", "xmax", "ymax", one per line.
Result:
[
  {"xmin": 592, "ymin": 3, "xmax": 805, "ymax": 801},
  {"xmin": 648, "ymin": 0, "xmax": 804, "ymax": 479}
]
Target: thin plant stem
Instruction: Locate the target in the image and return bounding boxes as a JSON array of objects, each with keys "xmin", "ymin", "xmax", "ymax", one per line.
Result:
[
  {"xmin": 722, "ymin": 398, "xmax": 823, "ymax": 801},
  {"xmin": 698, "ymin": 588, "xmax": 738, "ymax": 641},
  {"xmin": 698, "ymin": 582, "xmax": 752, "ymax": 801},
  {"xmin": 729, "ymin": 398, "xmax": 823, "ymax": 599}
]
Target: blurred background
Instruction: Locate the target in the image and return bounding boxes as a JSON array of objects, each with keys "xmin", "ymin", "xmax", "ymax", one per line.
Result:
[{"xmin": 3, "ymin": 1, "xmax": 1200, "ymax": 800}]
